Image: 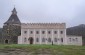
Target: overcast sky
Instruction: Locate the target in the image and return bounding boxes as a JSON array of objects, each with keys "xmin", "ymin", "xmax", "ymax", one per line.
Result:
[{"xmin": 0, "ymin": 0, "xmax": 85, "ymax": 28}]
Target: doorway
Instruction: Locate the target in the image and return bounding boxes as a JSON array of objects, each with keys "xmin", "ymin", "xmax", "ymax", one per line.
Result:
[
  {"xmin": 29, "ymin": 37, "xmax": 33, "ymax": 44},
  {"xmin": 5, "ymin": 40, "xmax": 9, "ymax": 44}
]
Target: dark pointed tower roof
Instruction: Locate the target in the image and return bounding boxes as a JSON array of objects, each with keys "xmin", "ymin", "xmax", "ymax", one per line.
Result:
[{"xmin": 4, "ymin": 8, "xmax": 21, "ymax": 24}]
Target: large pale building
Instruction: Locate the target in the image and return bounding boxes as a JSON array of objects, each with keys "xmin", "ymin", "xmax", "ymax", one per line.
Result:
[
  {"xmin": 18, "ymin": 23, "xmax": 82, "ymax": 45},
  {"xmin": 0, "ymin": 8, "xmax": 82, "ymax": 45}
]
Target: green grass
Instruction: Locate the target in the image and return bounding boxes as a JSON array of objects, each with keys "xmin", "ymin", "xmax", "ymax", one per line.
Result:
[{"xmin": 0, "ymin": 44, "xmax": 85, "ymax": 55}]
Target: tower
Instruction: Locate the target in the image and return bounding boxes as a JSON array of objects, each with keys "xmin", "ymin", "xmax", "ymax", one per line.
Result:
[{"xmin": 2, "ymin": 8, "xmax": 21, "ymax": 44}]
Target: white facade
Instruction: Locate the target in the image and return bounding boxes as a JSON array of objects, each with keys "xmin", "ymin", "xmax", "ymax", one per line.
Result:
[
  {"xmin": 67, "ymin": 35, "xmax": 82, "ymax": 46},
  {"xmin": 18, "ymin": 23, "xmax": 82, "ymax": 45}
]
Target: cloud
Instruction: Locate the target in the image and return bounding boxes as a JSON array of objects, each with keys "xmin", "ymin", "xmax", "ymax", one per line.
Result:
[{"xmin": 0, "ymin": 0, "xmax": 85, "ymax": 27}]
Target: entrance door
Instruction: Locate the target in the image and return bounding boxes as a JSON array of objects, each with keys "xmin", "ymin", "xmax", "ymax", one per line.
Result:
[
  {"xmin": 5, "ymin": 40, "xmax": 9, "ymax": 44},
  {"xmin": 29, "ymin": 37, "xmax": 33, "ymax": 44}
]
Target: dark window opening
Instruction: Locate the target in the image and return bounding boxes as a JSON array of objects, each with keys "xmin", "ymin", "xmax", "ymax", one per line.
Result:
[
  {"xmin": 42, "ymin": 31, "xmax": 45, "ymax": 34},
  {"xmin": 61, "ymin": 38, "xmax": 63, "ymax": 42},
  {"xmin": 24, "ymin": 31, "xmax": 27, "ymax": 34},
  {"xmin": 54, "ymin": 31, "xmax": 57, "ymax": 34},
  {"xmin": 60, "ymin": 31, "xmax": 63, "ymax": 34},
  {"xmin": 30, "ymin": 31, "xmax": 33, "ymax": 34},
  {"xmin": 36, "ymin": 31, "xmax": 39, "ymax": 34},
  {"xmin": 48, "ymin": 31, "xmax": 51, "ymax": 34},
  {"xmin": 5, "ymin": 40, "xmax": 9, "ymax": 44}
]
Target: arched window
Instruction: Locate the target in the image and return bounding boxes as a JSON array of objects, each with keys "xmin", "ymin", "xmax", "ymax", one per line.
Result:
[
  {"xmin": 24, "ymin": 38, "xmax": 27, "ymax": 42},
  {"xmin": 54, "ymin": 38, "xmax": 57, "ymax": 42},
  {"xmin": 42, "ymin": 38, "xmax": 45, "ymax": 42},
  {"xmin": 48, "ymin": 38, "xmax": 51, "ymax": 42},
  {"xmin": 36, "ymin": 38, "xmax": 39, "ymax": 42},
  {"xmin": 5, "ymin": 40, "xmax": 9, "ymax": 44}
]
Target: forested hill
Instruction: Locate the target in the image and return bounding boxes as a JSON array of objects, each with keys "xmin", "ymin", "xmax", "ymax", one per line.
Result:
[{"xmin": 66, "ymin": 24, "xmax": 85, "ymax": 45}]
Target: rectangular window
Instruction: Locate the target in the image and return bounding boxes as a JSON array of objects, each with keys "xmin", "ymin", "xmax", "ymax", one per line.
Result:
[
  {"xmin": 60, "ymin": 31, "xmax": 63, "ymax": 34},
  {"xmin": 24, "ymin": 31, "xmax": 27, "ymax": 34},
  {"xmin": 69, "ymin": 38, "xmax": 71, "ymax": 42},
  {"xmin": 42, "ymin": 31, "xmax": 45, "ymax": 34},
  {"xmin": 24, "ymin": 38, "xmax": 27, "ymax": 42},
  {"xmin": 61, "ymin": 38, "xmax": 63, "ymax": 42},
  {"xmin": 75, "ymin": 38, "xmax": 78, "ymax": 41},
  {"xmin": 54, "ymin": 31, "xmax": 57, "ymax": 34},
  {"xmin": 48, "ymin": 38, "xmax": 51, "ymax": 42},
  {"xmin": 54, "ymin": 38, "xmax": 57, "ymax": 42},
  {"xmin": 73, "ymin": 38, "xmax": 75, "ymax": 41},
  {"xmin": 30, "ymin": 31, "xmax": 33, "ymax": 34},
  {"xmin": 36, "ymin": 38, "xmax": 39, "ymax": 42},
  {"xmin": 48, "ymin": 31, "xmax": 51, "ymax": 34},
  {"xmin": 36, "ymin": 31, "xmax": 39, "ymax": 34},
  {"xmin": 42, "ymin": 38, "xmax": 45, "ymax": 42}
]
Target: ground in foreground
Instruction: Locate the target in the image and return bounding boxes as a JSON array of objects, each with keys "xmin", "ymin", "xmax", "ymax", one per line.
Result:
[{"xmin": 0, "ymin": 44, "xmax": 85, "ymax": 55}]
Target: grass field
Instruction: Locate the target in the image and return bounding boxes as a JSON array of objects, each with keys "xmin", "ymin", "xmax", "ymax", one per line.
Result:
[{"xmin": 0, "ymin": 44, "xmax": 85, "ymax": 55}]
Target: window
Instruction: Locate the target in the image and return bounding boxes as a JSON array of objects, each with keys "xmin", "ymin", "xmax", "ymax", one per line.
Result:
[
  {"xmin": 60, "ymin": 31, "xmax": 63, "ymax": 34},
  {"xmin": 5, "ymin": 40, "xmax": 9, "ymax": 44},
  {"xmin": 69, "ymin": 38, "xmax": 71, "ymax": 42},
  {"xmin": 30, "ymin": 31, "xmax": 33, "ymax": 34},
  {"xmin": 54, "ymin": 31, "xmax": 57, "ymax": 34},
  {"xmin": 61, "ymin": 38, "xmax": 63, "ymax": 42},
  {"xmin": 54, "ymin": 38, "xmax": 57, "ymax": 42},
  {"xmin": 48, "ymin": 31, "xmax": 51, "ymax": 34},
  {"xmin": 24, "ymin": 31, "xmax": 27, "ymax": 34},
  {"xmin": 75, "ymin": 38, "xmax": 78, "ymax": 41},
  {"xmin": 42, "ymin": 38, "xmax": 45, "ymax": 42},
  {"xmin": 72, "ymin": 38, "xmax": 75, "ymax": 41},
  {"xmin": 24, "ymin": 38, "xmax": 27, "ymax": 42},
  {"xmin": 48, "ymin": 38, "xmax": 51, "ymax": 42},
  {"xmin": 42, "ymin": 31, "xmax": 45, "ymax": 34},
  {"xmin": 36, "ymin": 31, "xmax": 39, "ymax": 34},
  {"xmin": 36, "ymin": 38, "xmax": 39, "ymax": 42}
]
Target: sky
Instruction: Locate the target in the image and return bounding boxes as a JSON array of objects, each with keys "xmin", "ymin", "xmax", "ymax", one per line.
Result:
[{"xmin": 0, "ymin": 0, "xmax": 85, "ymax": 28}]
